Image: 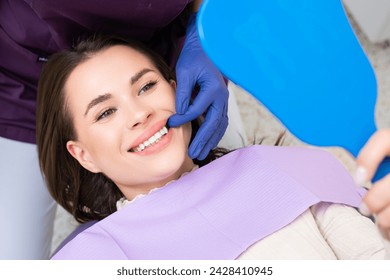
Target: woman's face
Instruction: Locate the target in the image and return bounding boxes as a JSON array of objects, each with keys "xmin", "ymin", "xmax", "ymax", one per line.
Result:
[{"xmin": 65, "ymin": 45, "xmax": 194, "ymax": 199}]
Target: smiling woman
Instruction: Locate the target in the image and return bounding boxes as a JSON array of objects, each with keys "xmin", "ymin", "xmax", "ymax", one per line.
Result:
[
  {"xmin": 37, "ymin": 35, "xmax": 197, "ymax": 222},
  {"xmin": 37, "ymin": 34, "xmax": 386, "ymax": 260},
  {"xmin": 64, "ymin": 43, "xmax": 195, "ymax": 201}
]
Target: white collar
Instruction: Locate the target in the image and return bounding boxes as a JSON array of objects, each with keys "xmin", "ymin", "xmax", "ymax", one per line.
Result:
[{"xmin": 116, "ymin": 165, "xmax": 199, "ymax": 210}]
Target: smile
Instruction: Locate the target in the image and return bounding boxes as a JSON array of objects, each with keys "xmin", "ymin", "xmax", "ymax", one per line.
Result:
[{"xmin": 129, "ymin": 126, "xmax": 168, "ymax": 152}]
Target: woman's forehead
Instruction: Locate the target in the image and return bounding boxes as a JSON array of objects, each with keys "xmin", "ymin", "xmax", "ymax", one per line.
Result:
[
  {"xmin": 64, "ymin": 45, "xmax": 160, "ymax": 103},
  {"xmin": 68, "ymin": 46, "xmax": 155, "ymax": 83},
  {"xmin": 97, "ymin": 45, "xmax": 153, "ymax": 64}
]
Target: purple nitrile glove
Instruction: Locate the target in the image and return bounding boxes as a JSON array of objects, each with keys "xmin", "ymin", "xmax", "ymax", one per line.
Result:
[{"xmin": 168, "ymin": 12, "xmax": 229, "ymax": 160}]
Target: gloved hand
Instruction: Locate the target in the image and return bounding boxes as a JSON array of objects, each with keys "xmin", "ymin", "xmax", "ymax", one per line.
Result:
[{"xmin": 168, "ymin": 12, "xmax": 229, "ymax": 160}]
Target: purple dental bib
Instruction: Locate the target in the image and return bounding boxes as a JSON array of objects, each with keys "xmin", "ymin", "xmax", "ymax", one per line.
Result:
[{"xmin": 52, "ymin": 145, "xmax": 365, "ymax": 260}]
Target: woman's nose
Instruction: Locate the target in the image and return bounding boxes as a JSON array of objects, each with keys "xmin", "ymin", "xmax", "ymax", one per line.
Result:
[{"xmin": 127, "ymin": 104, "xmax": 153, "ymax": 129}]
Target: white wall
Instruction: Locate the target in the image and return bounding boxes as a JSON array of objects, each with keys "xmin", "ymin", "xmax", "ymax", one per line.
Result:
[{"xmin": 343, "ymin": 0, "xmax": 390, "ymax": 43}]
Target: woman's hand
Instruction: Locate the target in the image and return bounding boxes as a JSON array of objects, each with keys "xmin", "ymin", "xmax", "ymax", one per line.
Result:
[{"xmin": 356, "ymin": 129, "xmax": 390, "ymax": 240}]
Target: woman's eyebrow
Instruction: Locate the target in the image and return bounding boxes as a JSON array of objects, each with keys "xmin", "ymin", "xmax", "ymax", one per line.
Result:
[
  {"xmin": 131, "ymin": 68, "xmax": 154, "ymax": 85},
  {"xmin": 84, "ymin": 93, "xmax": 112, "ymax": 117},
  {"xmin": 84, "ymin": 68, "xmax": 155, "ymax": 117}
]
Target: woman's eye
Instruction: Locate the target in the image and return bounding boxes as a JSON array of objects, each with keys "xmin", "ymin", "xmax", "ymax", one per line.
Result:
[
  {"xmin": 96, "ymin": 108, "xmax": 116, "ymax": 121},
  {"xmin": 138, "ymin": 81, "xmax": 157, "ymax": 95}
]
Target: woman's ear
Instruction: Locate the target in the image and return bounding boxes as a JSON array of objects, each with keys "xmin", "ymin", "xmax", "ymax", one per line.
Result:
[
  {"xmin": 66, "ymin": 140, "xmax": 101, "ymax": 173},
  {"xmin": 170, "ymin": 79, "xmax": 177, "ymax": 90}
]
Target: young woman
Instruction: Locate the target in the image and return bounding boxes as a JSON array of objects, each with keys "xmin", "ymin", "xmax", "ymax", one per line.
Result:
[
  {"xmin": 1, "ymin": 0, "xmax": 229, "ymax": 259},
  {"xmin": 36, "ymin": 35, "xmax": 386, "ymax": 259}
]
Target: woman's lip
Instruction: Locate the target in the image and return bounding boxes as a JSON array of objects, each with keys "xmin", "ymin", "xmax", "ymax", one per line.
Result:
[
  {"xmin": 129, "ymin": 119, "xmax": 168, "ymax": 150},
  {"xmin": 130, "ymin": 127, "xmax": 173, "ymax": 156}
]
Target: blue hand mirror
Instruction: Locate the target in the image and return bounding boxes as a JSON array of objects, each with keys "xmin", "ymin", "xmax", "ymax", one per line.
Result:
[{"xmin": 197, "ymin": 0, "xmax": 390, "ymax": 181}]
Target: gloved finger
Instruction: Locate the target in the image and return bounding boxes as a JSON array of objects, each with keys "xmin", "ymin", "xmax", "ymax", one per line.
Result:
[
  {"xmin": 168, "ymin": 87, "xmax": 216, "ymax": 127},
  {"xmin": 186, "ymin": 85, "xmax": 216, "ymax": 113},
  {"xmin": 168, "ymin": 113, "xmax": 189, "ymax": 128},
  {"xmin": 175, "ymin": 67, "xmax": 196, "ymax": 114},
  {"xmin": 188, "ymin": 104, "xmax": 221, "ymax": 158},
  {"xmin": 168, "ymin": 103, "xmax": 206, "ymax": 128},
  {"xmin": 196, "ymin": 142, "xmax": 215, "ymax": 161},
  {"xmin": 195, "ymin": 115, "xmax": 228, "ymax": 160},
  {"xmin": 189, "ymin": 103, "xmax": 228, "ymax": 159},
  {"xmin": 197, "ymin": 106, "xmax": 228, "ymax": 159}
]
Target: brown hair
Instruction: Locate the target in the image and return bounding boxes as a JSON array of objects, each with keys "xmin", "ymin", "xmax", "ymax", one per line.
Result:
[{"xmin": 36, "ymin": 34, "xmax": 227, "ymax": 223}]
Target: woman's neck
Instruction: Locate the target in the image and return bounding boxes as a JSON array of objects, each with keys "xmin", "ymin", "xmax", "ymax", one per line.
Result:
[{"xmin": 118, "ymin": 158, "xmax": 196, "ymax": 201}]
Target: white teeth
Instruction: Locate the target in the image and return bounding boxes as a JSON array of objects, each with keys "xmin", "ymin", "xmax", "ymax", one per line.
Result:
[
  {"xmin": 149, "ymin": 135, "xmax": 157, "ymax": 143},
  {"xmin": 132, "ymin": 126, "xmax": 168, "ymax": 152}
]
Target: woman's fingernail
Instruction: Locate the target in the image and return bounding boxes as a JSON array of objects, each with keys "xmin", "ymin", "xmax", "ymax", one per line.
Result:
[
  {"xmin": 359, "ymin": 202, "xmax": 372, "ymax": 216},
  {"xmin": 354, "ymin": 166, "xmax": 368, "ymax": 186}
]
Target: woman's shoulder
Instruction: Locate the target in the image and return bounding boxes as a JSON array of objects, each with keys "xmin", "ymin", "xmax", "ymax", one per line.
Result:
[
  {"xmin": 222, "ymin": 145, "xmax": 360, "ymax": 197},
  {"xmin": 230, "ymin": 144, "xmax": 340, "ymax": 163},
  {"xmin": 209, "ymin": 145, "xmax": 349, "ymax": 175},
  {"xmin": 51, "ymin": 223, "xmax": 127, "ymax": 260}
]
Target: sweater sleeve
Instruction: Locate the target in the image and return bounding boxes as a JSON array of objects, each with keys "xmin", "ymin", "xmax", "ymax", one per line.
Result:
[{"xmin": 310, "ymin": 201, "xmax": 386, "ymax": 259}]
